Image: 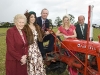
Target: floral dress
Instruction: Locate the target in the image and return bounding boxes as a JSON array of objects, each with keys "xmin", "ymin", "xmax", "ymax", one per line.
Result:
[{"xmin": 27, "ymin": 30, "xmax": 46, "ymax": 75}]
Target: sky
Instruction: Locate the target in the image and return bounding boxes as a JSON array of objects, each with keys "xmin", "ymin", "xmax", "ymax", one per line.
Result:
[{"xmin": 0, "ymin": 0, "xmax": 100, "ymax": 24}]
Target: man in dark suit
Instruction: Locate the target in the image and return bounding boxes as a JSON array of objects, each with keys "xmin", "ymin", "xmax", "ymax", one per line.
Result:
[
  {"xmin": 75, "ymin": 15, "xmax": 88, "ymax": 40},
  {"xmin": 37, "ymin": 8, "xmax": 54, "ymax": 58},
  {"xmin": 76, "ymin": 15, "xmax": 97, "ymax": 75},
  {"xmin": 75, "ymin": 15, "xmax": 88, "ymax": 75}
]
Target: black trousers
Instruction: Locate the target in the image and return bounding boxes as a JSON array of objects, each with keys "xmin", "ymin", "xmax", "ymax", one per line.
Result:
[{"xmin": 38, "ymin": 34, "xmax": 54, "ymax": 57}]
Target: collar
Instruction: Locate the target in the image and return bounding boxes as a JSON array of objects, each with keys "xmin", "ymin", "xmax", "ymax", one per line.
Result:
[
  {"xmin": 41, "ymin": 17, "xmax": 46, "ymax": 21},
  {"xmin": 79, "ymin": 23, "xmax": 85, "ymax": 26},
  {"xmin": 80, "ymin": 24, "xmax": 85, "ymax": 29},
  {"xmin": 41, "ymin": 18, "xmax": 46, "ymax": 25}
]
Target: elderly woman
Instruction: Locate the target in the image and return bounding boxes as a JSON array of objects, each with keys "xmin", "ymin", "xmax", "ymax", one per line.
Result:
[{"xmin": 6, "ymin": 14, "xmax": 28, "ymax": 75}]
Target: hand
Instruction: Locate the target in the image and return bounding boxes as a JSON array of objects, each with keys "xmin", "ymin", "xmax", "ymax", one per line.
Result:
[
  {"xmin": 21, "ymin": 55, "xmax": 27, "ymax": 65},
  {"xmin": 20, "ymin": 55, "xmax": 27, "ymax": 65},
  {"xmin": 45, "ymin": 31, "xmax": 50, "ymax": 35},
  {"xmin": 63, "ymin": 34, "xmax": 69, "ymax": 39}
]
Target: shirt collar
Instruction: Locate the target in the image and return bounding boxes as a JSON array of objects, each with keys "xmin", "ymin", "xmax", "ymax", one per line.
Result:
[
  {"xmin": 41, "ymin": 17, "xmax": 45, "ymax": 24},
  {"xmin": 80, "ymin": 23, "xmax": 85, "ymax": 26},
  {"xmin": 80, "ymin": 24, "xmax": 85, "ymax": 29}
]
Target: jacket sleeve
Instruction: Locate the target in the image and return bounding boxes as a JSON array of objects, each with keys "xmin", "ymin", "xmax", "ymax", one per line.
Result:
[
  {"xmin": 6, "ymin": 29, "xmax": 22, "ymax": 61},
  {"xmin": 46, "ymin": 19, "xmax": 50, "ymax": 29}
]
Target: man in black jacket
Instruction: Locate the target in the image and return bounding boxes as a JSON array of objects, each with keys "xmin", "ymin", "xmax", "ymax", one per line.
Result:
[
  {"xmin": 37, "ymin": 8, "xmax": 54, "ymax": 59},
  {"xmin": 75, "ymin": 15, "xmax": 88, "ymax": 40},
  {"xmin": 75, "ymin": 15, "xmax": 88, "ymax": 75}
]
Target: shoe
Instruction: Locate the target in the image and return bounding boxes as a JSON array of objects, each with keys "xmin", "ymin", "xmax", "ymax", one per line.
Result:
[
  {"xmin": 47, "ymin": 53, "xmax": 54, "ymax": 57},
  {"xmin": 46, "ymin": 53, "xmax": 60, "ymax": 62},
  {"xmin": 46, "ymin": 56, "xmax": 56, "ymax": 62},
  {"xmin": 43, "ymin": 55, "xmax": 46, "ymax": 60}
]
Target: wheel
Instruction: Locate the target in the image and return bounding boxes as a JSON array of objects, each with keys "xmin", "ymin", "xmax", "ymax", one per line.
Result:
[{"xmin": 46, "ymin": 61, "xmax": 67, "ymax": 74}]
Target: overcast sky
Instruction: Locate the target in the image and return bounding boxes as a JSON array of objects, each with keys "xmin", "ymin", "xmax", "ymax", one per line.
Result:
[{"xmin": 0, "ymin": 0, "xmax": 100, "ymax": 24}]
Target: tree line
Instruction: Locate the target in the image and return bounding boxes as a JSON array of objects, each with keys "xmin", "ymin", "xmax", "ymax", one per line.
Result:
[
  {"xmin": 49, "ymin": 14, "xmax": 77, "ymax": 27},
  {"xmin": 0, "ymin": 14, "xmax": 77, "ymax": 28}
]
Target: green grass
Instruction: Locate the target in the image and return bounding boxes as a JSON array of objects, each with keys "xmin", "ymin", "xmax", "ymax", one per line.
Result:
[
  {"xmin": 0, "ymin": 27, "xmax": 100, "ymax": 75},
  {"xmin": 0, "ymin": 28, "xmax": 9, "ymax": 34},
  {"xmin": 0, "ymin": 28, "xmax": 9, "ymax": 75},
  {"xmin": 0, "ymin": 33, "xmax": 7, "ymax": 75},
  {"xmin": 93, "ymin": 28, "xmax": 100, "ymax": 41}
]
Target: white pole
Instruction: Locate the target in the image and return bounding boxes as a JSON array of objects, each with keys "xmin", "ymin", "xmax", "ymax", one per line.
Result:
[
  {"xmin": 88, "ymin": 5, "xmax": 94, "ymax": 59},
  {"xmin": 89, "ymin": 5, "xmax": 94, "ymax": 41}
]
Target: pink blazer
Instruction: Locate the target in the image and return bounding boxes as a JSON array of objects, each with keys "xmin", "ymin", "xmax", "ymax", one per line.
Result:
[
  {"xmin": 6, "ymin": 26, "xmax": 28, "ymax": 61},
  {"xmin": 58, "ymin": 25, "xmax": 76, "ymax": 36}
]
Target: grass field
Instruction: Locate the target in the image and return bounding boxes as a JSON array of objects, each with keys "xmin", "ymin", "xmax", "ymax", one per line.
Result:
[
  {"xmin": 0, "ymin": 27, "xmax": 100, "ymax": 75},
  {"xmin": 0, "ymin": 28, "xmax": 9, "ymax": 75}
]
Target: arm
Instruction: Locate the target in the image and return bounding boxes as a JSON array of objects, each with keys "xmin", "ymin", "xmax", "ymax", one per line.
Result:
[
  {"xmin": 63, "ymin": 30, "xmax": 77, "ymax": 38},
  {"xmin": 56, "ymin": 30, "xmax": 63, "ymax": 36},
  {"xmin": 45, "ymin": 19, "xmax": 50, "ymax": 35},
  {"xmin": 6, "ymin": 29, "xmax": 22, "ymax": 61},
  {"xmin": 45, "ymin": 19, "xmax": 49, "ymax": 29}
]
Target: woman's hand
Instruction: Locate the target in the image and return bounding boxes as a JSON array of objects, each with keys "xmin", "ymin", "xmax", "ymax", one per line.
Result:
[
  {"xmin": 20, "ymin": 55, "xmax": 27, "ymax": 65},
  {"xmin": 63, "ymin": 34, "xmax": 69, "ymax": 39}
]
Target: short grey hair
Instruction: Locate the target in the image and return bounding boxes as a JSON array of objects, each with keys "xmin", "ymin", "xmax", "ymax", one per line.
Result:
[
  {"xmin": 41, "ymin": 8, "xmax": 49, "ymax": 14},
  {"xmin": 78, "ymin": 15, "xmax": 85, "ymax": 20},
  {"xmin": 14, "ymin": 14, "xmax": 27, "ymax": 24}
]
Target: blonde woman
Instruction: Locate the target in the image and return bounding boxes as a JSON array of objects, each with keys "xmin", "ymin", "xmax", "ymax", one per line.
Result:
[
  {"xmin": 56, "ymin": 15, "xmax": 77, "ymax": 39},
  {"xmin": 56, "ymin": 15, "xmax": 78, "ymax": 75}
]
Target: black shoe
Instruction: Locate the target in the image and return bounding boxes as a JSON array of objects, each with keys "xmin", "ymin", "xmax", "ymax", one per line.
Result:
[{"xmin": 43, "ymin": 55, "xmax": 46, "ymax": 60}]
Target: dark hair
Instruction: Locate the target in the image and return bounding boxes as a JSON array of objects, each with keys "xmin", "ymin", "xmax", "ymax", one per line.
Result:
[
  {"xmin": 24, "ymin": 11, "xmax": 37, "ymax": 25},
  {"xmin": 23, "ymin": 10, "xmax": 44, "ymax": 45}
]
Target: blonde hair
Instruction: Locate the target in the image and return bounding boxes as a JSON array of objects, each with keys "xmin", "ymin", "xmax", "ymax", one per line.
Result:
[
  {"xmin": 14, "ymin": 14, "xmax": 27, "ymax": 25},
  {"xmin": 62, "ymin": 15, "xmax": 70, "ymax": 27}
]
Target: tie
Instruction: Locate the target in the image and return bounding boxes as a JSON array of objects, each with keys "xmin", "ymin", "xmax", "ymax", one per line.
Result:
[
  {"xmin": 42, "ymin": 21, "xmax": 45, "ymax": 31},
  {"xmin": 81, "ymin": 25, "xmax": 84, "ymax": 36}
]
